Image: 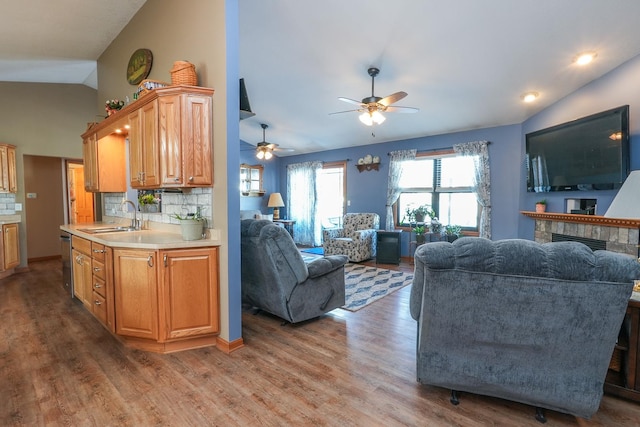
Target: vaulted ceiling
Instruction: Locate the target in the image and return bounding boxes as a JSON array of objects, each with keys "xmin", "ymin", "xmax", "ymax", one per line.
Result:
[{"xmin": 2, "ymin": 1, "xmax": 640, "ymax": 155}]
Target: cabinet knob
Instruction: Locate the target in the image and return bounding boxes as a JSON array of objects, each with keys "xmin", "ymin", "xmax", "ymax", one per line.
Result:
[
  {"xmin": 188, "ymin": 176, "xmax": 194, "ymax": 182},
  {"xmin": 93, "ymin": 249, "xmax": 105, "ymax": 254},
  {"xmin": 93, "ymin": 267, "xmax": 101, "ymax": 272},
  {"xmin": 94, "ymin": 283, "xmax": 102, "ymax": 288},
  {"xmin": 94, "ymin": 300, "xmax": 102, "ymax": 306}
]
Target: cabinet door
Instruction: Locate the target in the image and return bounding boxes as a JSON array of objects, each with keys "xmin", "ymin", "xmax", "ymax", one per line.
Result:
[
  {"xmin": 71, "ymin": 248, "xmax": 92, "ymax": 307},
  {"xmin": 182, "ymin": 93, "xmax": 213, "ymax": 186},
  {"xmin": 7, "ymin": 146, "xmax": 16, "ymax": 193},
  {"xmin": 0, "ymin": 145, "xmax": 8, "ymax": 192},
  {"xmin": 159, "ymin": 94, "xmax": 183, "ymax": 186},
  {"xmin": 2, "ymin": 223, "xmax": 19, "ymax": 270},
  {"xmin": 114, "ymin": 249, "xmax": 158, "ymax": 339},
  {"xmin": 128, "ymin": 100, "xmax": 160, "ymax": 188},
  {"xmin": 82, "ymin": 134, "xmax": 98, "ymax": 191},
  {"xmin": 160, "ymin": 247, "xmax": 219, "ymax": 340}
]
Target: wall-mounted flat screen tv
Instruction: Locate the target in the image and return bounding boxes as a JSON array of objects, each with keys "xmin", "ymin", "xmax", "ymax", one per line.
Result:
[{"xmin": 526, "ymin": 105, "xmax": 630, "ymax": 192}]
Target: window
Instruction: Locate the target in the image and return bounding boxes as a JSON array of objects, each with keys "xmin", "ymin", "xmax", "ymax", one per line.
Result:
[
  {"xmin": 396, "ymin": 151, "xmax": 479, "ymax": 230},
  {"xmin": 240, "ymin": 164, "xmax": 264, "ymax": 196},
  {"xmin": 316, "ymin": 162, "xmax": 346, "ymax": 228}
]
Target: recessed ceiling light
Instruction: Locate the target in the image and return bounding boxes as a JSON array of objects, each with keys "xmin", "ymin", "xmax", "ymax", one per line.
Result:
[
  {"xmin": 521, "ymin": 92, "xmax": 539, "ymax": 103},
  {"xmin": 575, "ymin": 51, "xmax": 597, "ymax": 66}
]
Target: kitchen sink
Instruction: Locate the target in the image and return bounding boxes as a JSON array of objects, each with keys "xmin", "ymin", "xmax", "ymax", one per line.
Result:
[{"xmin": 78, "ymin": 226, "xmax": 137, "ymax": 234}]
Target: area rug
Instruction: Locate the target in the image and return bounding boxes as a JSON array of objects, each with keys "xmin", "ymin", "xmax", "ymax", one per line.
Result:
[
  {"xmin": 301, "ymin": 246, "xmax": 324, "ymax": 255},
  {"xmin": 341, "ymin": 264, "xmax": 414, "ymax": 312}
]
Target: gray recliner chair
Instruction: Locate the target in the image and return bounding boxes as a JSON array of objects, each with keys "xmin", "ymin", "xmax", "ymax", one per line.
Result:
[
  {"xmin": 410, "ymin": 237, "xmax": 640, "ymax": 422},
  {"xmin": 241, "ymin": 219, "xmax": 348, "ymax": 323}
]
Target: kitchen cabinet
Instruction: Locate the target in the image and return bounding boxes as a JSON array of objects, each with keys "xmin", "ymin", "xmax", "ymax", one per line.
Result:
[
  {"xmin": 82, "ymin": 132, "xmax": 126, "ymax": 192},
  {"xmin": 113, "ymin": 248, "xmax": 159, "ymax": 340},
  {"xmin": 128, "ymin": 99, "xmax": 161, "ymax": 188},
  {"xmin": 159, "ymin": 92, "xmax": 213, "ymax": 187},
  {"xmin": 113, "ymin": 246, "xmax": 219, "ymax": 352},
  {"xmin": 71, "ymin": 236, "xmax": 93, "ymax": 308},
  {"xmin": 80, "ymin": 86, "xmax": 213, "ymax": 191},
  {"xmin": 1, "ymin": 223, "xmax": 19, "ymax": 270},
  {"xmin": 160, "ymin": 247, "xmax": 219, "ymax": 340},
  {"xmin": 91, "ymin": 242, "xmax": 115, "ymax": 332},
  {"xmin": 0, "ymin": 144, "xmax": 17, "ymax": 193}
]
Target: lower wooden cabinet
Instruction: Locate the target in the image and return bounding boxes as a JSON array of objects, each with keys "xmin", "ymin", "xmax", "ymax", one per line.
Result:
[
  {"xmin": 71, "ymin": 236, "xmax": 93, "ymax": 308},
  {"xmin": 113, "ymin": 248, "xmax": 159, "ymax": 340},
  {"xmin": 113, "ymin": 246, "xmax": 220, "ymax": 352},
  {"xmin": 2, "ymin": 223, "xmax": 20, "ymax": 271},
  {"xmin": 160, "ymin": 248, "xmax": 219, "ymax": 340}
]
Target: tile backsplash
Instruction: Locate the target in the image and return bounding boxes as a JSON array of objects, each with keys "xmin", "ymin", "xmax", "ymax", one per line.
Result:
[
  {"xmin": 0, "ymin": 193, "xmax": 17, "ymax": 214},
  {"xmin": 103, "ymin": 188, "xmax": 212, "ymax": 226}
]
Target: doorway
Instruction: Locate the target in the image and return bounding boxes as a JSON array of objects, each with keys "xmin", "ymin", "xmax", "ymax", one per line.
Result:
[{"xmin": 67, "ymin": 161, "xmax": 94, "ymax": 224}]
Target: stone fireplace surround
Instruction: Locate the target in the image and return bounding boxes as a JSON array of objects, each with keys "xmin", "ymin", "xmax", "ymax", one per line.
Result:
[{"xmin": 522, "ymin": 212, "xmax": 640, "ymax": 258}]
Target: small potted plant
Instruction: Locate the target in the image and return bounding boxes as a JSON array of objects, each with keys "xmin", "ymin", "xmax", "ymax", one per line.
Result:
[
  {"xmin": 413, "ymin": 224, "xmax": 427, "ymax": 244},
  {"xmin": 444, "ymin": 224, "xmax": 462, "ymax": 242},
  {"xmin": 412, "ymin": 205, "xmax": 435, "ymax": 223},
  {"xmin": 171, "ymin": 207, "xmax": 205, "ymax": 241},
  {"xmin": 535, "ymin": 199, "xmax": 547, "ymax": 213},
  {"xmin": 105, "ymin": 99, "xmax": 125, "ymax": 116},
  {"xmin": 138, "ymin": 193, "xmax": 159, "ymax": 213}
]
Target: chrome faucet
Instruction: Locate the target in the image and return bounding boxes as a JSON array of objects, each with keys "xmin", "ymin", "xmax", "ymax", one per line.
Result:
[{"xmin": 120, "ymin": 200, "xmax": 141, "ymax": 230}]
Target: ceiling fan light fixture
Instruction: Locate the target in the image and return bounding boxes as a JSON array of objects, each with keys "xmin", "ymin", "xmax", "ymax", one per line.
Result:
[
  {"xmin": 359, "ymin": 110, "xmax": 385, "ymax": 126},
  {"xmin": 256, "ymin": 148, "xmax": 265, "ymax": 159},
  {"xmin": 264, "ymin": 150, "xmax": 273, "ymax": 160}
]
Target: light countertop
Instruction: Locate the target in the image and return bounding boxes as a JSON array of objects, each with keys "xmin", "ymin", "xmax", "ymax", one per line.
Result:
[
  {"xmin": 60, "ymin": 222, "xmax": 221, "ymax": 250},
  {"xmin": 0, "ymin": 214, "xmax": 21, "ymax": 224}
]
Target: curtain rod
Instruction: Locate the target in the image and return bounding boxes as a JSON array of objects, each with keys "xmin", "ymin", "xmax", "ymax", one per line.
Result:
[{"xmin": 387, "ymin": 141, "xmax": 491, "ymax": 156}]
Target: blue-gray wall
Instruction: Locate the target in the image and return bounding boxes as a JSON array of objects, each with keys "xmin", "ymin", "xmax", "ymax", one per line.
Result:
[{"xmin": 240, "ymin": 52, "xmax": 640, "ymax": 255}]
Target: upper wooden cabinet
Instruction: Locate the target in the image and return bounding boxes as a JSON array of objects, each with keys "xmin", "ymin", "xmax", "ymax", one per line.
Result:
[
  {"xmin": 81, "ymin": 86, "xmax": 214, "ymax": 191},
  {"xmin": 129, "ymin": 100, "xmax": 161, "ymax": 188},
  {"xmin": 82, "ymin": 127, "xmax": 127, "ymax": 193},
  {"xmin": 0, "ymin": 144, "xmax": 17, "ymax": 193}
]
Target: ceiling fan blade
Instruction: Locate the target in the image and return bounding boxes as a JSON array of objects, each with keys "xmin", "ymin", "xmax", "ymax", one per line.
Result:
[
  {"xmin": 274, "ymin": 147, "xmax": 295, "ymax": 152},
  {"xmin": 329, "ymin": 108, "xmax": 362, "ymax": 115},
  {"xmin": 338, "ymin": 97, "xmax": 365, "ymax": 107},
  {"xmin": 385, "ymin": 105, "xmax": 419, "ymax": 113},
  {"xmin": 378, "ymin": 91, "xmax": 407, "ymax": 107}
]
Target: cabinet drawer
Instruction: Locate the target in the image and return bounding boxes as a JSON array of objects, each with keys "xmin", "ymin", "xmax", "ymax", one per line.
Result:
[
  {"xmin": 91, "ymin": 242, "xmax": 106, "ymax": 262},
  {"xmin": 92, "ymin": 292, "xmax": 108, "ymax": 325},
  {"xmin": 92, "ymin": 259, "xmax": 106, "ymax": 280},
  {"xmin": 72, "ymin": 236, "xmax": 91, "ymax": 256},
  {"xmin": 93, "ymin": 276, "xmax": 106, "ymax": 298}
]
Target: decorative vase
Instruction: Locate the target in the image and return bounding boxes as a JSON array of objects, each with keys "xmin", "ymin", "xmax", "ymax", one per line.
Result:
[
  {"xmin": 535, "ymin": 203, "xmax": 546, "ymax": 213},
  {"xmin": 415, "ymin": 234, "xmax": 426, "ymax": 244},
  {"xmin": 180, "ymin": 219, "xmax": 204, "ymax": 241},
  {"xmin": 141, "ymin": 204, "xmax": 158, "ymax": 213}
]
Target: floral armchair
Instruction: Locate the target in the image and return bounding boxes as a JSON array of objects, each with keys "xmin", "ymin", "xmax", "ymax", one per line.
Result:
[{"xmin": 323, "ymin": 213, "xmax": 380, "ymax": 262}]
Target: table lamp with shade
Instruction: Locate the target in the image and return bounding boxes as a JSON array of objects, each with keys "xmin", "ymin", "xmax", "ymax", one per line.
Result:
[{"xmin": 268, "ymin": 192, "xmax": 285, "ymax": 220}]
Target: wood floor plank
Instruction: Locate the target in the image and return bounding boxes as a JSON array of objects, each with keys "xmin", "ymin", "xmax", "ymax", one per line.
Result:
[{"xmin": 2, "ymin": 259, "xmax": 640, "ymax": 426}]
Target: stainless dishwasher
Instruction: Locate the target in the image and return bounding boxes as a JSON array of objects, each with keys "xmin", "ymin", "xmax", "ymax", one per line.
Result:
[{"xmin": 60, "ymin": 231, "xmax": 73, "ymax": 297}]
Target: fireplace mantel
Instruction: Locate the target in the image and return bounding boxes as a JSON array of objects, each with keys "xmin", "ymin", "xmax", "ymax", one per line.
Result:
[{"xmin": 521, "ymin": 211, "xmax": 640, "ymax": 229}]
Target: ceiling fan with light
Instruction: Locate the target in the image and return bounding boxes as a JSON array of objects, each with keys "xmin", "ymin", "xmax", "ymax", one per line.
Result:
[
  {"xmin": 255, "ymin": 123, "xmax": 293, "ymax": 159},
  {"xmin": 331, "ymin": 67, "xmax": 419, "ymax": 125}
]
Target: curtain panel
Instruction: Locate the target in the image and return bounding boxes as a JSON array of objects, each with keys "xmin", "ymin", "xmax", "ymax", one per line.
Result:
[
  {"xmin": 453, "ymin": 140, "xmax": 491, "ymax": 239},
  {"xmin": 287, "ymin": 161, "xmax": 323, "ymax": 246},
  {"xmin": 385, "ymin": 149, "xmax": 417, "ymax": 230}
]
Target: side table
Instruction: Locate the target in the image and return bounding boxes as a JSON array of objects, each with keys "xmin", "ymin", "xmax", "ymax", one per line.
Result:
[
  {"xmin": 376, "ymin": 230, "xmax": 402, "ymax": 265},
  {"xmin": 604, "ymin": 292, "xmax": 640, "ymax": 402},
  {"xmin": 274, "ymin": 219, "xmax": 295, "ymax": 239}
]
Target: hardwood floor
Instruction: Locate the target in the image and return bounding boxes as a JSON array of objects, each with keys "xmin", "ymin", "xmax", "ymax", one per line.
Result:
[{"xmin": 2, "ymin": 259, "xmax": 639, "ymax": 426}]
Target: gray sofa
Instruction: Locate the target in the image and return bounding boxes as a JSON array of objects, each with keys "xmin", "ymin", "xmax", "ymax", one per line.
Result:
[
  {"xmin": 241, "ymin": 219, "xmax": 348, "ymax": 323},
  {"xmin": 410, "ymin": 237, "xmax": 640, "ymax": 421}
]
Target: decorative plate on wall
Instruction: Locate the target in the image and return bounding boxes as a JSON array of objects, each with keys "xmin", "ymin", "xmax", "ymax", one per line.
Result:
[{"xmin": 127, "ymin": 48, "xmax": 153, "ymax": 85}]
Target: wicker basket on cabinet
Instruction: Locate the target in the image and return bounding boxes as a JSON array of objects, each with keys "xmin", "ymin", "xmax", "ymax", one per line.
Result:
[{"xmin": 170, "ymin": 61, "xmax": 197, "ymax": 86}]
